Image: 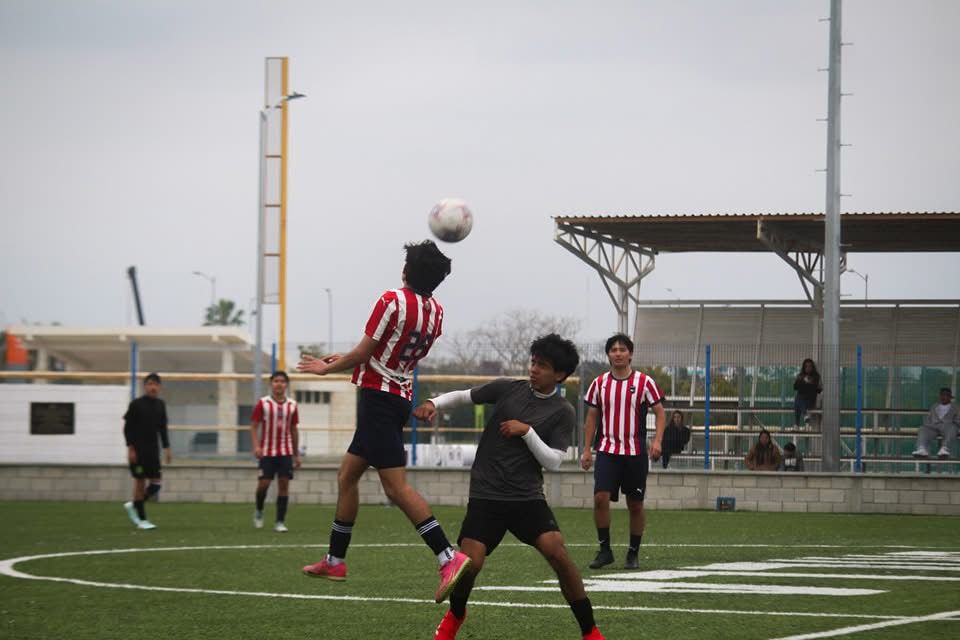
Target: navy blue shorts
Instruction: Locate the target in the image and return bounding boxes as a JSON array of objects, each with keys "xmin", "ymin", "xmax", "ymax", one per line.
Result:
[
  {"xmin": 458, "ymin": 499, "xmax": 561, "ymax": 555},
  {"xmin": 594, "ymin": 451, "xmax": 648, "ymax": 502},
  {"xmin": 259, "ymin": 455, "xmax": 294, "ymax": 480},
  {"xmin": 347, "ymin": 389, "xmax": 411, "ymax": 469}
]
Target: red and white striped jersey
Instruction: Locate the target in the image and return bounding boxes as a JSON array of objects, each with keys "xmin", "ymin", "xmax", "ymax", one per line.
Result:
[
  {"xmin": 352, "ymin": 288, "xmax": 443, "ymax": 401},
  {"xmin": 252, "ymin": 396, "xmax": 299, "ymax": 457},
  {"xmin": 584, "ymin": 370, "xmax": 664, "ymax": 456}
]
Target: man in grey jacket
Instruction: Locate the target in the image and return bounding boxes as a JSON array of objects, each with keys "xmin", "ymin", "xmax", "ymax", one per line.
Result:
[{"xmin": 912, "ymin": 387, "xmax": 958, "ymax": 459}]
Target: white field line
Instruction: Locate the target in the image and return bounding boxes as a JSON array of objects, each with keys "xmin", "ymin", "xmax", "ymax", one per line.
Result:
[
  {"xmin": 601, "ymin": 569, "xmax": 960, "ymax": 582},
  {"xmin": 0, "ymin": 545, "xmax": 909, "ymax": 622},
  {"xmin": 758, "ymin": 561, "xmax": 960, "ymax": 572},
  {"xmin": 768, "ymin": 608, "xmax": 960, "ymax": 640}
]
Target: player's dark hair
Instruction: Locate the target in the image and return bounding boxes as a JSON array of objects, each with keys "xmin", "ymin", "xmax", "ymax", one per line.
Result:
[
  {"xmin": 403, "ymin": 240, "xmax": 452, "ymax": 295},
  {"xmin": 270, "ymin": 371, "xmax": 289, "ymax": 383},
  {"xmin": 784, "ymin": 442, "xmax": 797, "ymax": 453},
  {"xmin": 529, "ymin": 333, "xmax": 580, "ymax": 381},
  {"xmin": 144, "ymin": 372, "xmax": 162, "ymax": 385},
  {"xmin": 605, "ymin": 333, "xmax": 634, "ymax": 354}
]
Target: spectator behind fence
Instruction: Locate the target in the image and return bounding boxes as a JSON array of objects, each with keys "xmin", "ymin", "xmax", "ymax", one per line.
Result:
[
  {"xmin": 778, "ymin": 442, "xmax": 804, "ymax": 471},
  {"xmin": 912, "ymin": 387, "xmax": 959, "ymax": 459},
  {"xmin": 793, "ymin": 358, "xmax": 822, "ymax": 427},
  {"xmin": 744, "ymin": 429, "xmax": 782, "ymax": 471},
  {"xmin": 660, "ymin": 410, "xmax": 691, "ymax": 469}
]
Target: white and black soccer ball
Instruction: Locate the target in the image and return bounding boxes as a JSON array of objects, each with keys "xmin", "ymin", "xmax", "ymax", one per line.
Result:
[{"xmin": 428, "ymin": 198, "xmax": 473, "ymax": 243}]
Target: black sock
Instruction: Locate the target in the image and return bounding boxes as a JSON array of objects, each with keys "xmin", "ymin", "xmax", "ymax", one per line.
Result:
[
  {"xmin": 145, "ymin": 483, "xmax": 161, "ymax": 501},
  {"xmin": 276, "ymin": 496, "xmax": 289, "ymax": 522},
  {"xmin": 134, "ymin": 500, "xmax": 146, "ymax": 521},
  {"xmin": 597, "ymin": 527, "xmax": 610, "ymax": 550},
  {"xmin": 450, "ymin": 595, "xmax": 468, "ymax": 620},
  {"xmin": 255, "ymin": 488, "xmax": 267, "ymax": 511},
  {"xmin": 415, "ymin": 516, "xmax": 452, "ymax": 556},
  {"xmin": 449, "ymin": 571, "xmax": 475, "ymax": 619},
  {"xmin": 329, "ymin": 519, "xmax": 354, "ymax": 559},
  {"xmin": 570, "ymin": 598, "xmax": 596, "ymax": 635},
  {"xmin": 629, "ymin": 534, "xmax": 642, "ymax": 552}
]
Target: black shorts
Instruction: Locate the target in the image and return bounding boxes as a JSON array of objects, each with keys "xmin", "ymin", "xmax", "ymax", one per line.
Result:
[
  {"xmin": 259, "ymin": 455, "xmax": 294, "ymax": 480},
  {"xmin": 594, "ymin": 451, "xmax": 648, "ymax": 502},
  {"xmin": 458, "ymin": 498, "xmax": 561, "ymax": 555},
  {"xmin": 129, "ymin": 453, "xmax": 161, "ymax": 480},
  {"xmin": 347, "ymin": 388, "xmax": 411, "ymax": 469}
]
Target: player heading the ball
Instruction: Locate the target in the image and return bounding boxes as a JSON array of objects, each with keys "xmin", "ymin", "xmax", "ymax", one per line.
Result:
[{"xmin": 298, "ymin": 240, "xmax": 471, "ymax": 602}]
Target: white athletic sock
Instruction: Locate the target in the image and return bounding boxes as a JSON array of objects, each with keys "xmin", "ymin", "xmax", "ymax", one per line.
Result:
[
  {"xmin": 437, "ymin": 546, "xmax": 456, "ymax": 566},
  {"xmin": 326, "ymin": 554, "xmax": 344, "ymax": 566}
]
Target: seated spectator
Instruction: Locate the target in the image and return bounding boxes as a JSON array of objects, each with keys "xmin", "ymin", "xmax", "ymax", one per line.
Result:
[
  {"xmin": 660, "ymin": 410, "xmax": 691, "ymax": 469},
  {"xmin": 744, "ymin": 429, "xmax": 782, "ymax": 471},
  {"xmin": 912, "ymin": 387, "xmax": 959, "ymax": 459},
  {"xmin": 778, "ymin": 442, "xmax": 804, "ymax": 471}
]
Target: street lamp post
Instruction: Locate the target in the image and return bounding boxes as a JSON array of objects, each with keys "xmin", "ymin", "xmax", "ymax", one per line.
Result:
[
  {"xmin": 846, "ymin": 268, "xmax": 869, "ymax": 308},
  {"xmin": 254, "ymin": 92, "xmax": 306, "ymax": 402},
  {"xmin": 324, "ymin": 287, "xmax": 333, "ymax": 352},
  {"xmin": 193, "ymin": 271, "xmax": 216, "ymax": 306}
]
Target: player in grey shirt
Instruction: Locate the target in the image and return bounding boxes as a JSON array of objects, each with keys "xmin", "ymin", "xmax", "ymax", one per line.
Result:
[{"xmin": 414, "ymin": 334, "xmax": 605, "ymax": 640}]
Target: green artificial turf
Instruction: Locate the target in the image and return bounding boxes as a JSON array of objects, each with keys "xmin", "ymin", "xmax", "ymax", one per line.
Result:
[{"xmin": 0, "ymin": 502, "xmax": 958, "ymax": 639}]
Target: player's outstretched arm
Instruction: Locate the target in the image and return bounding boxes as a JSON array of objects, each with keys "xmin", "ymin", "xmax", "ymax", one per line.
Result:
[
  {"xmin": 297, "ymin": 336, "xmax": 378, "ymax": 376},
  {"xmin": 414, "ymin": 389, "xmax": 474, "ymax": 423}
]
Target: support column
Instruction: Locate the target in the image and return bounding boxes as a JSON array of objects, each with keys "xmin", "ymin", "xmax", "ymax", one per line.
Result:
[
  {"xmin": 554, "ymin": 222, "xmax": 655, "ymax": 341},
  {"xmin": 217, "ymin": 349, "xmax": 238, "ymax": 457}
]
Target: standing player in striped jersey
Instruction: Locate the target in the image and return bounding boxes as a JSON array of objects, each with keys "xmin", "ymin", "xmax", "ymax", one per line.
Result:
[
  {"xmin": 580, "ymin": 333, "xmax": 665, "ymax": 570},
  {"xmin": 250, "ymin": 370, "xmax": 301, "ymax": 532},
  {"xmin": 296, "ymin": 240, "xmax": 470, "ymax": 603}
]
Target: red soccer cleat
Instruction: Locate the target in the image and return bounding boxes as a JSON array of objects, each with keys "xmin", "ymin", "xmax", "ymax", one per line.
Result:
[
  {"xmin": 434, "ymin": 551, "xmax": 472, "ymax": 603},
  {"xmin": 583, "ymin": 626, "xmax": 605, "ymax": 640},
  {"xmin": 302, "ymin": 558, "xmax": 347, "ymax": 581},
  {"xmin": 433, "ymin": 610, "xmax": 465, "ymax": 640}
]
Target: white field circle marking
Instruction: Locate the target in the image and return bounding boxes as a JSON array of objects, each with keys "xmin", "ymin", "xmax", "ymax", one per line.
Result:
[
  {"xmin": 478, "ymin": 550, "xmax": 960, "ymax": 597},
  {"xmin": 0, "ymin": 544, "xmax": 921, "ymax": 622}
]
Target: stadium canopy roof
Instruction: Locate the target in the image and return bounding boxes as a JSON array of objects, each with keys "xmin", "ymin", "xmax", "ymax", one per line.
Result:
[
  {"xmin": 554, "ymin": 211, "xmax": 960, "ymax": 253},
  {"xmin": 5, "ymin": 326, "xmax": 267, "ymax": 373},
  {"xmin": 553, "ymin": 212, "xmax": 960, "ymax": 334}
]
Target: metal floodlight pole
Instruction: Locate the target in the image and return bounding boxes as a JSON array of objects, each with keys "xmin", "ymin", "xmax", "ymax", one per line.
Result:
[
  {"xmin": 255, "ymin": 90, "xmax": 305, "ymax": 399},
  {"xmin": 254, "ymin": 110, "xmax": 268, "ymax": 402},
  {"xmin": 821, "ymin": 0, "xmax": 844, "ymax": 472}
]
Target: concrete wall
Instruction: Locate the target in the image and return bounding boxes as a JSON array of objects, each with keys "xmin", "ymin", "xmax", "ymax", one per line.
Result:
[
  {"xmin": 0, "ymin": 385, "xmax": 129, "ymax": 464},
  {"xmin": 1, "ymin": 465, "xmax": 958, "ymax": 515}
]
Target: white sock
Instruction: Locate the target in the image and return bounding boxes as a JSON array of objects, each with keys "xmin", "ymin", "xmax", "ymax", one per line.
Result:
[
  {"xmin": 437, "ymin": 546, "xmax": 456, "ymax": 566},
  {"xmin": 326, "ymin": 554, "xmax": 344, "ymax": 566}
]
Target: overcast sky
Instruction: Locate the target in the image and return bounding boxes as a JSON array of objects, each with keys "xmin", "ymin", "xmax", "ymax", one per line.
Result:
[{"xmin": 2, "ymin": 0, "xmax": 958, "ymax": 360}]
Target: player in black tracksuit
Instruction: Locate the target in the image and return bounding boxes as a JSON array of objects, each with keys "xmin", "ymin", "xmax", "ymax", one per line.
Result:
[{"xmin": 122, "ymin": 372, "xmax": 170, "ymax": 529}]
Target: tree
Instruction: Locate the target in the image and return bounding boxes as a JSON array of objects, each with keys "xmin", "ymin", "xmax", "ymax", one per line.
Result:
[
  {"xmin": 297, "ymin": 343, "xmax": 328, "ymax": 359},
  {"xmin": 203, "ymin": 299, "xmax": 245, "ymax": 326},
  {"xmin": 441, "ymin": 309, "xmax": 582, "ymax": 375}
]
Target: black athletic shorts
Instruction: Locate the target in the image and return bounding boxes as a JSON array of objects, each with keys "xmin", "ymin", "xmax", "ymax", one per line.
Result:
[
  {"xmin": 347, "ymin": 388, "xmax": 411, "ymax": 469},
  {"xmin": 593, "ymin": 451, "xmax": 648, "ymax": 502},
  {"xmin": 129, "ymin": 452, "xmax": 161, "ymax": 480},
  {"xmin": 259, "ymin": 455, "xmax": 294, "ymax": 480},
  {"xmin": 458, "ymin": 498, "xmax": 561, "ymax": 555}
]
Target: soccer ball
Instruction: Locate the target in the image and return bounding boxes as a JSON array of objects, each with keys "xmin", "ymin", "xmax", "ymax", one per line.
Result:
[{"xmin": 428, "ymin": 198, "xmax": 473, "ymax": 243}]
